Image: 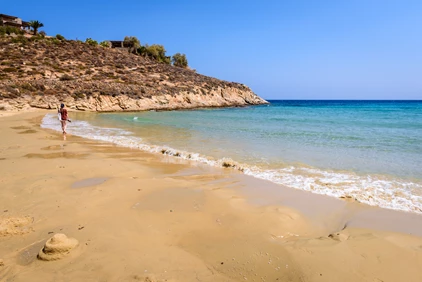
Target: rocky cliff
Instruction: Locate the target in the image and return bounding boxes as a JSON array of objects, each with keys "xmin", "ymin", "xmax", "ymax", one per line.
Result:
[{"xmin": 0, "ymin": 37, "xmax": 268, "ymax": 111}]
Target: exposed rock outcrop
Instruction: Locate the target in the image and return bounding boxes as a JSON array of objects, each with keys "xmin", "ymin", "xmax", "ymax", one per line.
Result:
[{"xmin": 0, "ymin": 37, "xmax": 268, "ymax": 111}]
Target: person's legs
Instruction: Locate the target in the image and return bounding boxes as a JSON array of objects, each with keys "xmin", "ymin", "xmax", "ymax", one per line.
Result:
[{"xmin": 61, "ymin": 120, "xmax": 67, "ymax": 134}]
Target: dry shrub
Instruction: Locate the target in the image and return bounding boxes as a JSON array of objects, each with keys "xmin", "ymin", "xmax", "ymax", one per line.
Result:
[{"xmin": 60, "ymin": 74, "xmax": 74, "ymax": 81}]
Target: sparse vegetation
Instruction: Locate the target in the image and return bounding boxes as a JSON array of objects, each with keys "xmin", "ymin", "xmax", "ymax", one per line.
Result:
[
  {"xmin": 56, "ymin": 34, "xmax": 65, "ymax": 41},
  {"xmin": 10, "ymin": 35, "xmax": 28, "ymax": 44},
  {"xmin": 0, "ymin": 26, "xmax": 24, "ymax": 36},
  {"xmin": 0, "ymin": 34, "xmax": 257, "ymax": 110}
]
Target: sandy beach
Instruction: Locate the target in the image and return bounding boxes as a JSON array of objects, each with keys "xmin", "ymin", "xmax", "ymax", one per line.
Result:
[{"xmin": 1, "ymin": 111, "xmax": 422, "ymax": 282}]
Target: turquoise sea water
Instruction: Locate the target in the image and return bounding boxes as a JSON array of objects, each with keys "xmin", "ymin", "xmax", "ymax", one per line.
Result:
[{"xmin": 41, "ymin": 100, "xmax": 422, "ymax": 213}]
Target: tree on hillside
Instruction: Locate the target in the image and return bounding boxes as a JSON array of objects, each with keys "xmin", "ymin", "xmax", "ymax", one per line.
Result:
[
  {"xmin": 137, "ymin": 45, "xmax": 148, "ymax": 57},
  {"xmin": 28, "ymin": 20, "xmax": 44, "ymax": 35},
  {"xmin": 123, "ymin": 36, "xmax": 140, "ymax": 54},
  {"xmin": 172, "ymin": 53, "xmax": 188, "ymax": 68},
  {"xmin": 143, "ymin": 44, "xmax": 170, "ymax": 64}
]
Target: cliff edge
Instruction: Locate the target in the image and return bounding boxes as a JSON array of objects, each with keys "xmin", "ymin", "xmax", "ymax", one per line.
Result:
[{"xmin": 0, "ymin": 37, "xmax": 268, "ymax": 111}]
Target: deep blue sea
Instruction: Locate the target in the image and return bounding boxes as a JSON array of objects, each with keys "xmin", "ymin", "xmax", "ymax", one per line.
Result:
[{"xmin": 41, "ymin": 100, "xmax": 422, "ymax": 213}]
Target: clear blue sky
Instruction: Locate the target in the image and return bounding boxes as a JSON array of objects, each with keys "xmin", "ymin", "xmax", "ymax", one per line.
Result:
[{"xmin": 3, "ymin": 0, "xmax": 422, "ymax": 99}]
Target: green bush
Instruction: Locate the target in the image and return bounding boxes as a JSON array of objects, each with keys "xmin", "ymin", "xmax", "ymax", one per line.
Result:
[
  {"xmin": 56, "ymin": 34, "xmax": 65, "ymax": 41},
  {"xmin": 99, "ymin": 41, "xmax": 110, "ymax": 48},
  {"xmin": 0, "ymin": 26, "xmax": 24, "ymax": 36},
  {"xmin": 30, "ymin": 33, "xmax": 45, "ymax": 42},
  {"xmin": 85, "ymin": 38, "xmax": 98, "ymax": 46},
  {"xmin": 51, "ymin": 37, "xmax": 61, "ymax": 44}
]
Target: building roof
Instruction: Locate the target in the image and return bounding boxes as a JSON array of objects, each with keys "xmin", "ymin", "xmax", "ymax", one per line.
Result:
[
  {"xmin": 0, "ymin": 14, "xmax": 31, "ymax": 29},
  {"xmin": 0, "ymin": 14, "xmax": 18, "ymax": 20}
]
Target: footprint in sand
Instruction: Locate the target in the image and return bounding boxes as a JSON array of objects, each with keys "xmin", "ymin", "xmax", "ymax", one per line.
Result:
[
  {"xmin": 0, "ymin": 216, "xmax": 34, "ymax": 237},
  {"xmin": 6, "ymin": 145, "xmax": 21, "ymax": 150},
  {"xmin": 24, "ymin": 152, "xmax": 89, "ymax": 159},
  {"xmin": 41, "ymin": 145, "xmax": 63, "ymax": 151},
  {"xmin": 18, "ymin": 130, "xmax": 37, "ymax": 134},
  {"xmin": 10, "ymin": 126, "xmax": 31, "ymax": 130},
  {"xmin": 131, "ymin": 275, "xmax": 168, "ymax": 282}
]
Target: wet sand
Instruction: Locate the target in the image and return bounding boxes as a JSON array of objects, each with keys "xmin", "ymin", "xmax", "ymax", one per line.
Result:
[{"xmin": 1, "ymin": 111, "xmax": 422, "ymax": 282}]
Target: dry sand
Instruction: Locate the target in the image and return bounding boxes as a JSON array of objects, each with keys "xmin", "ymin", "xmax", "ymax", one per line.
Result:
[{"xmin": 0, "ymin": 111, "xmax": 422, "ymax": 282}]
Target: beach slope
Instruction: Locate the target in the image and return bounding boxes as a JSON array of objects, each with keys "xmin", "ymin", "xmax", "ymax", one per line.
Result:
[{"xmin": 1, "ymin": 112, "xmax": 422, "ymax": 282}]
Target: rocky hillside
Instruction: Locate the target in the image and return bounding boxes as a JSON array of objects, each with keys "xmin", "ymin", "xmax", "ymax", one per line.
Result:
[{"xmin": 0, "ymin": 37, "xmax": 267, "ymax": 111}]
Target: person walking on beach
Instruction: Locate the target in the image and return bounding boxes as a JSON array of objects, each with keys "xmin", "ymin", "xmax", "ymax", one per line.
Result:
[{"xmin": 58, "ymin": 103, "xmax": 68, "ymax": 134}]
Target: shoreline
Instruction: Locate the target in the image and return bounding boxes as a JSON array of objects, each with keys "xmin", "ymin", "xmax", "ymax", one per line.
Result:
[
  {"xmin": 1, "ymin": 111, "xmax": 422, "ymax": 281},
  {"xmin": 42, "ymin": 109, "xmax": 422, "ymax": 215}
]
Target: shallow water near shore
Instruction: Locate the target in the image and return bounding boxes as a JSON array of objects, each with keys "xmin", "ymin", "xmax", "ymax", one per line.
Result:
[{"xmin": 41, "ymin": 100, "xmax": 422, "ymax": 214}]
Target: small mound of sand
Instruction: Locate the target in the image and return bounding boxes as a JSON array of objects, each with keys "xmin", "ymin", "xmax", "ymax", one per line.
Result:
[
  {"xmin": 328, "ymin": 231, "xmax": 349, "ymax": 242},
  {"xmin": 37, "ymin": 233, "xmax": 79, "ymax": 261},
  {"xmin": 0, "ymin": 216, "xmax": 33, "ymax": 237}
]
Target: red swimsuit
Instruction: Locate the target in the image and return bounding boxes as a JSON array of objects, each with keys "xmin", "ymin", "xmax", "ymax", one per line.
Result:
[{"xmin": 60, "ymin": 109, "xmax": 68, "ymax": 121}]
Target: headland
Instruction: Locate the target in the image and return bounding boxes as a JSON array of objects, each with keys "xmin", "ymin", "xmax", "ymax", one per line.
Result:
[{"xmin": 0, "ymin": 36, "xmax": 267, "ymax": 112}]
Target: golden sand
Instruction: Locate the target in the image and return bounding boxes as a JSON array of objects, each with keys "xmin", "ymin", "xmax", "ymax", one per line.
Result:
[{"xmin": 0, "ymin": 111, "xmax": 422, "ymax": 282}]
